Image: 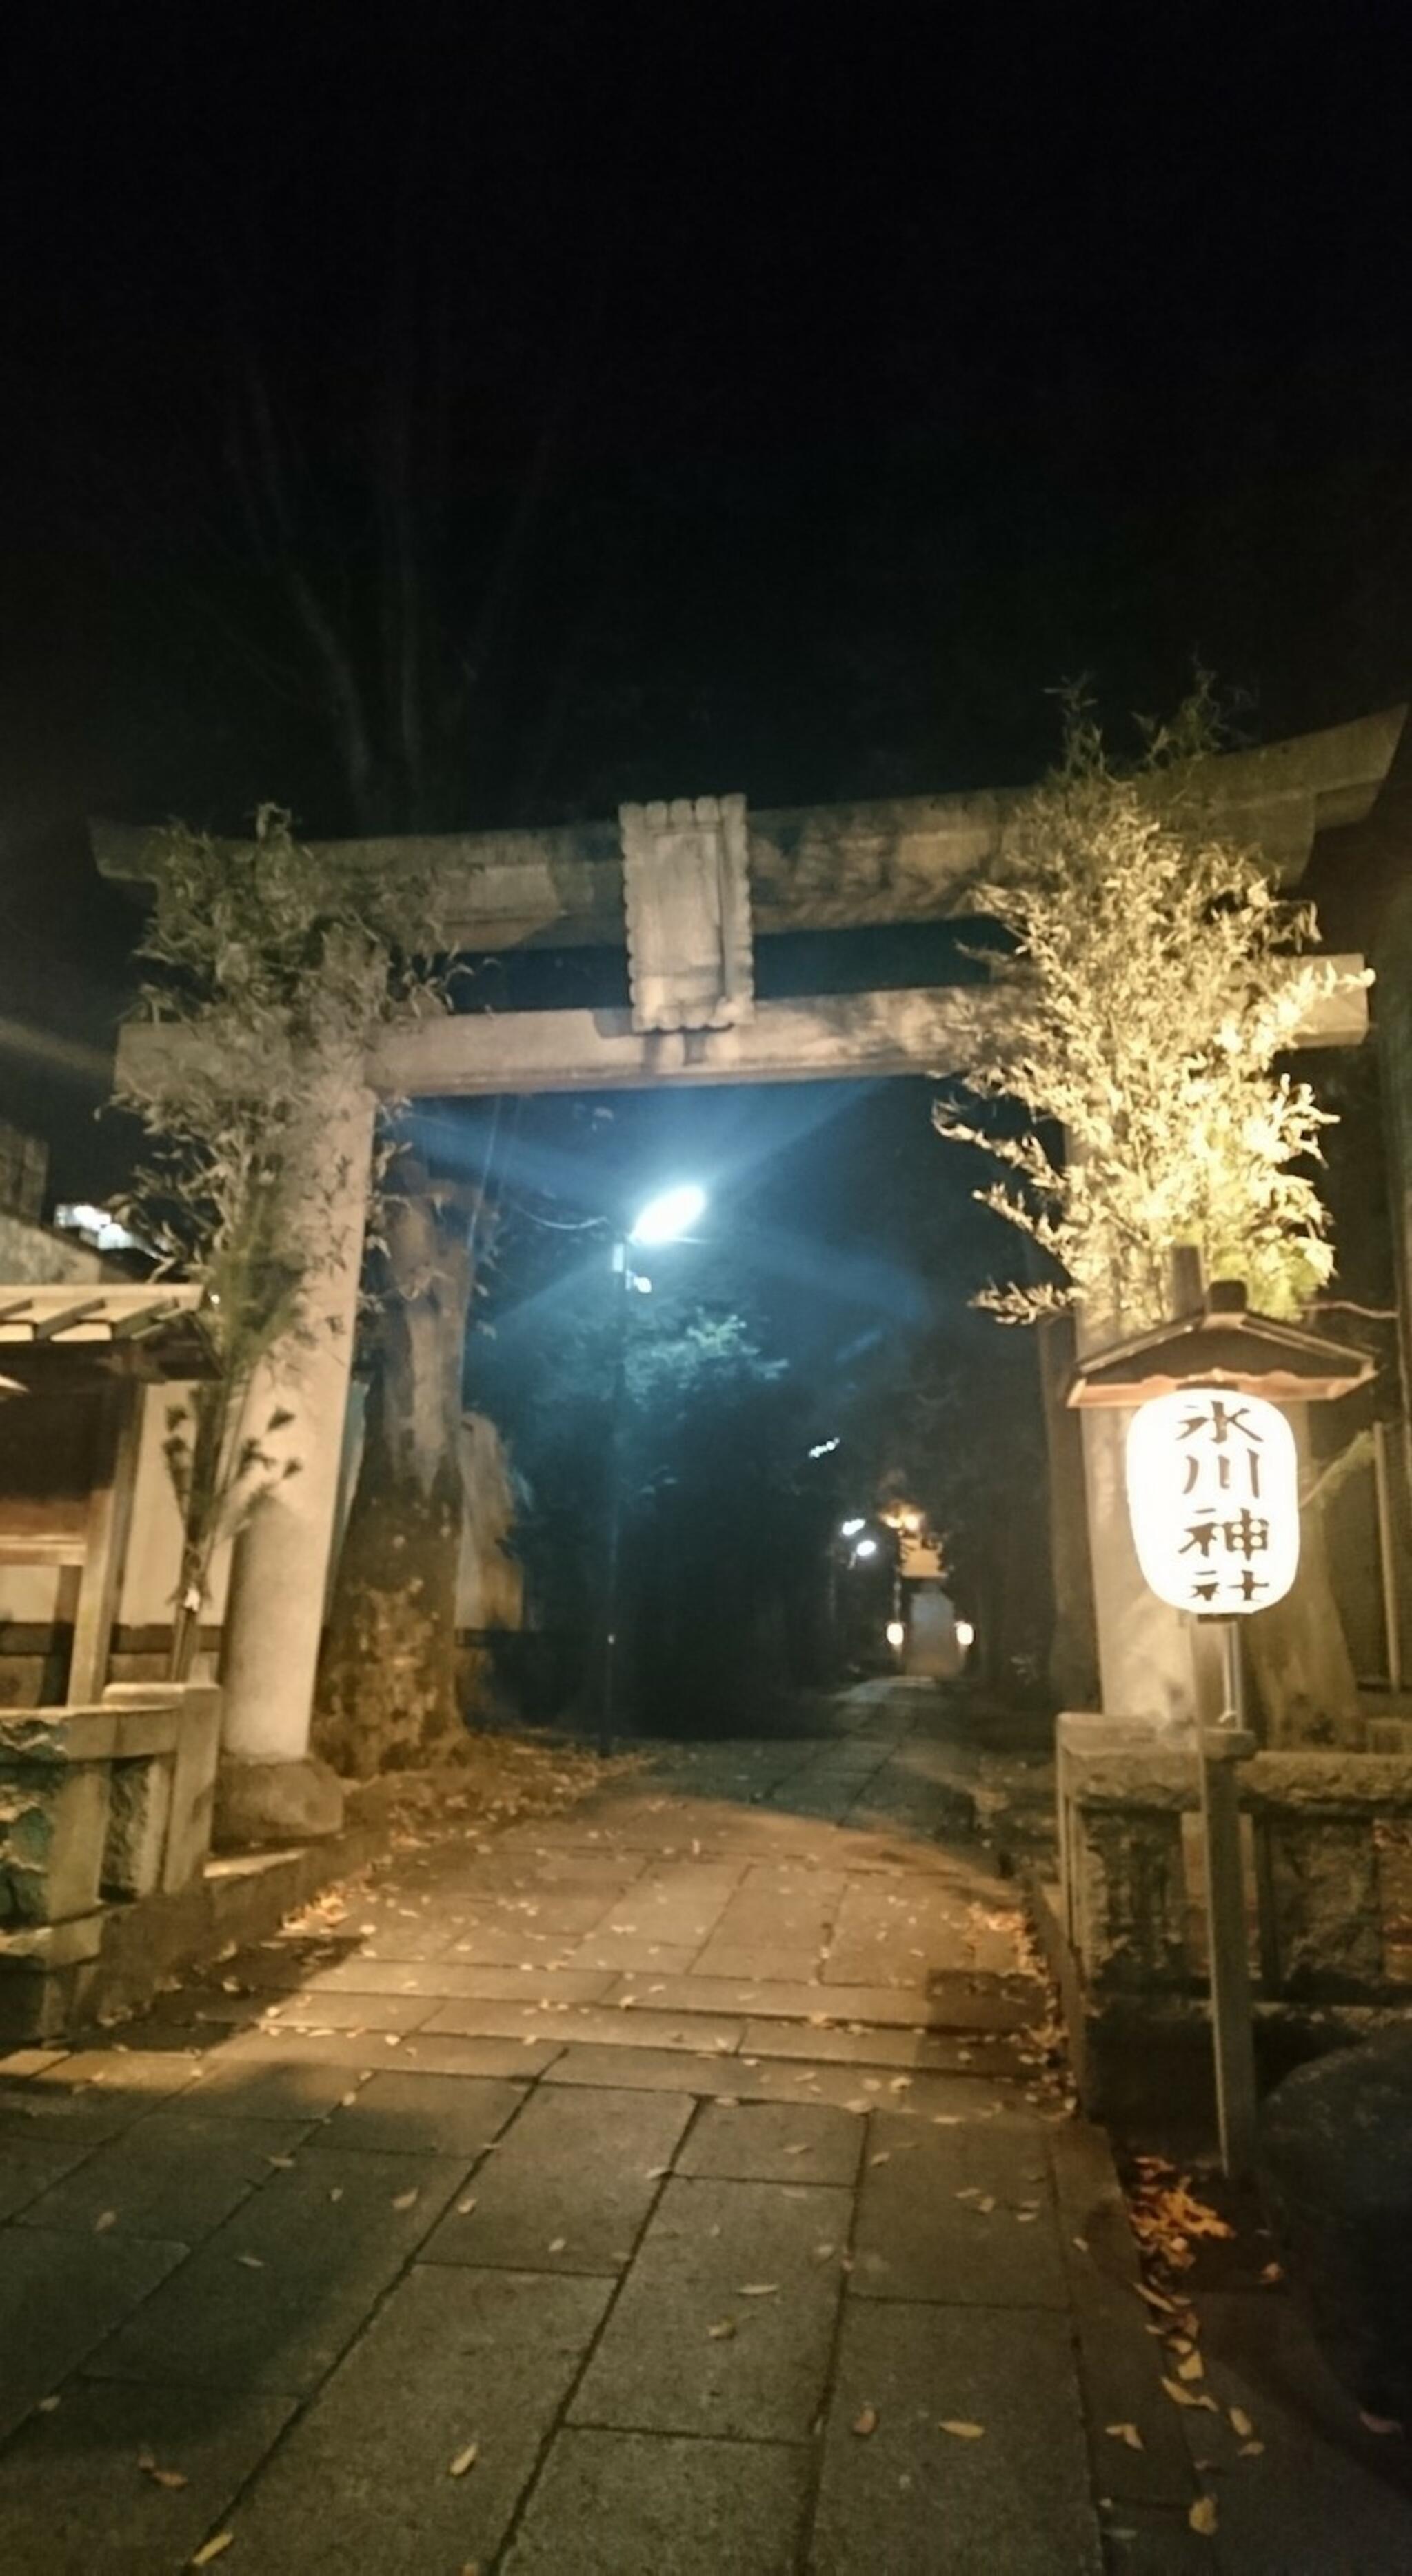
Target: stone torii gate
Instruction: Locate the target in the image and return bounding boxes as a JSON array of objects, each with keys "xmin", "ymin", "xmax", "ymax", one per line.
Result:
[{"xmin": 99, "ymin": 707, "xmax": 1404, "ymax": 1834}]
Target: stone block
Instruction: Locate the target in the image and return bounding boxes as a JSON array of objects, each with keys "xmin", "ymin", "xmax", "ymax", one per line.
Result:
[
  {"xmin": 850, "ymin": 2109, "xmax": 1068, "ymax": 2309},
  {"xmin": 163, "ymin": 1683, "xmax": 221, "ymax": 1887},
  {"xmin": 0, "ymin": 1754, "xmax": 109, "ymax": 1927},
  {"xmin": 0, "ymin": 2224, "xmax": 188, "ymax": 2440},
  {"xmin": 101, "ymin": 1755, "xmax": 172, "ymax": 1899},
  {"xmin": 1258, "ymin": 1814, "xmax": 1384, "ymax": 1998},
  {"xmin": 214, "ymin": 1753, "xmax": 345, "ymax": 1849},
  {"xmin": 1071, "ymin": 1809, "xmax": 1190, "ymax": 1993},
  {"xmin": 0, "ymin": 2377, "xmax": 298, "ymax": 2576}
]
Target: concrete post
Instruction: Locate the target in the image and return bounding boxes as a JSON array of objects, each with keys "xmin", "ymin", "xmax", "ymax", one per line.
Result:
[{"xmin": 215, "ymin": 1080, "xmax": 375, "ymax": 1844}]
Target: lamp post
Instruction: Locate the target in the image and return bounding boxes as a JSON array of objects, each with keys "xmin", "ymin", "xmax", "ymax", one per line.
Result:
[
  {"xmin": 598, "ymin": 1184, "xmax": 707, "ymax": 1756},
  {"xmin": 1067, "ymin": 1268, "xmax": 1373, "ymax": 2177}
]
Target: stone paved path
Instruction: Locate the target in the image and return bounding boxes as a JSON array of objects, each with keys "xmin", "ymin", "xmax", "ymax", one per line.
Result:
[{"xmin": 3, "ymin": 1689, "xmax": 1411, "ymax": 2573}]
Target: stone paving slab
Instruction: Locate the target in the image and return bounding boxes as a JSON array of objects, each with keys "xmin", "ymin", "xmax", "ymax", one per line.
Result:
[
  {"xmin": 685, "ymin": 1941, "xmax": 825, "ymax": 1984},
  {"xmin": 0, "ymin": 2136, "xmax": 96, "ymax": 2222},
  {"xmin": 419, "ymin": 1996, "xmax": 747, "ymax": 2053},
  {"xmin": 850, "ymin": 2109, "xmax": 1069, "ymax": 2309},
  {"xmin": 211, "ymin": 2264, "xmax": 612, "ymax": 2575},
  {"xmin": 210, "ymin": 2024, "xmax": 563, "ymax": 2080},
  {"xmin": 0, "ymin": 2224, "xmax": 188, "ymax": 2437},
  {"xmin": 311, "ymin": 1957, "xmax": 617, "ymax": 2003},
  {"xmin": 318, "ymin": 2069, "xmax": 526, "ymax": 2157},
  {"xmin": 265, "ymin": 1987, "xmax": 442, "ymax": 2032},
  {"xmin": 16, "ymin": 2108, "xmax": 315, "ymax": 2244},
  {"xmin": 811, "ymin": 2298, "xmax": 1102, "ymax": 2575},
  {"xmin": 84, "ymin": 2145, "xmax": 468, "ymax": 2393},
  {"xmin": 566, "ymin": 1933, "xmax": 707, "ymax": 1973},
  {"xmin": 569, "ymin": 2173, "xmax": 849, "ymax": 2440},
  {"xmin": 421, "ymin": 2082, "xmax": 692, "ymax": 2273},
  {"xmin": 0, "ymin": 2374, "xmax": 298, "ymax": 2575},
  {"xmin": 677, "ymin": 2098, "xmax": 864, "ymax": 2187},
  {"xmin": 606, "ymin": 1972, "xmax": 940, "ymax": 2024},
  {"xmin": 145, "ymin": 2051, "xmax": 374, "ymax": 2123},
  {"xmin": 503, "ymin": 2426, "xmax": 811, "ymax": 2575}
]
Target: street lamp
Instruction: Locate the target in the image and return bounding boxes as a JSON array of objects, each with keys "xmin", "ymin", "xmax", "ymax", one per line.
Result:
[{"xmin": 598, "ymin": 1184, "xmax": 708, "ymax": 1754}]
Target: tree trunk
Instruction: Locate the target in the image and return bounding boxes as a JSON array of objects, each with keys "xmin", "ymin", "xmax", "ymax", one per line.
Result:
[
  {"xmin": 1038, "ymin": 1312, "xmax": 1101, "ymax": 1707},
  {"xmin": 1246, "ymin": 1409, "xmax": 1363, "ymax": 1747},
  {"xmin": 314, "ymin": 1166, "xmax": 478, "ymax": 1776}
]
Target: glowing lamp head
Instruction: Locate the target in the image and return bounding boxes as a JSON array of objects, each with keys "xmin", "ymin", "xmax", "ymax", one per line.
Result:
[
  {"xmin": 629, "ymin": 1184, "xmax": 706, "ymax": 1246},
  {"xmin": 1125, "ymin": 1386, "xmax": 1299, "ymax": 1616},
  {"xmin": 853, "ymin": 1536, "xmax": 878, "ymax": 1560},
  {"xmin": 840, "ymin": 1517, "xmax": 865, "ymax": 1539},
  {"xmin": 886, "ymin": 1619, "xmax": 906, "ymax": 1650},
  {"xmin": 954, "ymin": 1618, "xmax": 974, "ymax": 1651}
]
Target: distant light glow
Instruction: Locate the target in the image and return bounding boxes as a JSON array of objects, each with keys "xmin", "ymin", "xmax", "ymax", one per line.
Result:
[
  {"xmin": 809, "ymin": 1436, "xmax": 840, "ymax": 1459},
  {"xmin": 954, "ymin": 1618, "xmax": 974, "ymax": 1651},
  {"xmin": 853, "ymin": 1537, "xmax": 878, "ymax": 1561},
  {"xmin": 55, "ymin": 1202, "xmax": 141, "ymax": 1253},
  {"xmin": 840, "ymin": 1517, "xmax": 866, "ymax": 1539},
  {"xmin": 630, "ymin": 1183, "xmax": 707, "ymax": 1246},
  {"xmin": 886, "ymin": 1619, "xmax": 906, "ymax": 1650}
]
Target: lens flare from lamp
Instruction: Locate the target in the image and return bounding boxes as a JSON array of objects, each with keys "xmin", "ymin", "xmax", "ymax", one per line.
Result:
[
  {"xmin": 854, "ymin": 1537, "xmax": 878, "ymax": 1560},
  {"xmin": 630, "ymin": 1184, "xmax": 707, "ymax": 1246},
  {"xmin": 954, "ymin": 1619, "xmax": 974, "ymax": 1650},
  {"xmin": 840, "ymin": 1517, "xmax": 865, "ymax": 1538}
]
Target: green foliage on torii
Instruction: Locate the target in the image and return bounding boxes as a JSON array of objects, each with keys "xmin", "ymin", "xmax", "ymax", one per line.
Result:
[
  {"xmin": 936, "ymin": 687, "xmax": 1364, "ymax": 1332},
  {"xmin": 113, "ymin": 806, "xmax": 449, "ymax": 1670}
]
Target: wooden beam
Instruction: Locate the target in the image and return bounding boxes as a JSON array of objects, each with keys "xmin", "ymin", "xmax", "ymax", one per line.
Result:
[
  {"xmin": 68, "ymin": 1383, "xmax": 141, "ymax": 1703},
  {"xmin": 91, "ymin": 706, "xmax": 1407, "ymax": 951}
]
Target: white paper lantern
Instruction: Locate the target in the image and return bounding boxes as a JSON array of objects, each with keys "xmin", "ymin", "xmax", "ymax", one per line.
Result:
[{"xmin": 1125, "ymin": 1386, "xmax": 1300, "ymax": 1617}]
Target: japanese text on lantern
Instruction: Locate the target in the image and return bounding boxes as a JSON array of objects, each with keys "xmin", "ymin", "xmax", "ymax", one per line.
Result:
[{"xmin": 1124, "ymin": 1387, "xmax": 1300, "ymax": 1617}]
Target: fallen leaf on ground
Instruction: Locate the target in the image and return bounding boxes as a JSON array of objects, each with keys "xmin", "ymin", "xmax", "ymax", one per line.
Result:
[
  {"xmin": 1189, "ymin": 2495, "xmax": 1218, "ymax": 2535},
  {"xmin": 1105, "ymin": 2424, "xmax": 1144, "ymax": 2451},
  {"xmin": 707, "ymin": 2318, "xmax": 737, "ymax": 2340},
  {"xmin": 1162, "ymin": 2378, "xmax": 1217, "ymax": 2413},
  {"xmin": 1260, "ymin": 2260, "xmax": 1284, "ymax": 2284},
  {"xmin": 1176, "ymin": 2351, "xmax": 1204, "ymax": 2383},
  {"xmin": 738, "ymin": 2282, "xmax": 779, "ymax": 2297},
  {"xmin": 869, "ymin": 2152, "xmax": 891, "ymax": 2167},
  {"xmin": 974, "ymin": 2196, "xmax": 996, "ymax": 2215},
  {"xmin": 852, "ymin": 2406, "xmax": 879, "ymax": 2436},
  {"xmin": 37, "ymin": 2396, "xmax": 60, "ymax": 2414},
  {"xmin": 328, "ymin": 2187, "xmax": 343, "ymax": 2203},
  {"xmin": 448, "ymin": 2442, "xmax": 479, "ymax": 2477},
  {"xmin": 1359, "ymin": 2411, "xmax": 1404, "ymax": 2437},
  {"xmin": 264, "ymin": 2156, "xmax": 295, "ymax": 2171},
  {"xmin": 1228, "ymin": 2406, "xmax": 1254, "ymax": 2438},
  {"xmin": 234, "ymin": 2254, "xmax": 264, "ymax": 2271},
  {"xmin": 392, "ymin": 2189, "xmax": 419, "ymax": 2211},
  {"xmin": 190, "ymin": 2536, "xmax": 235, "ymax": 2567},
  {"xmin": 137, "ymin": 2448, "xmax": 189, "ymax": 2491},
  {"xmin": 1238, "ymin": 2439, "xmax": 1265, "ymax": 2457},
  {"xmin": 938, "ymin": 2420, "xmax": 985, "ymax": 2440},
  {"xmin": 94, "ymin": 2211, "xmax": 117, "ymax": 2233},
  {"xmin": 456, "ymin": 2198, "xmax": 477, "ymax": 2216},
  {"xmin": 548, "ymin": 2238, "xmax": 567, "ymax": 2253}
]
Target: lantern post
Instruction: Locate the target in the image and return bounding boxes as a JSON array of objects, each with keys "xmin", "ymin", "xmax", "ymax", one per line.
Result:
[{"xmin": 1067, "ymin": 1272, "xmax": 1373, "ymax": 2178}]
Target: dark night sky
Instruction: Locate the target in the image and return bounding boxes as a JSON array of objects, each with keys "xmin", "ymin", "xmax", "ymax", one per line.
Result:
[{"xmin": 2, "ymin": 1, "xmax": 1411, "ymax": 1198}]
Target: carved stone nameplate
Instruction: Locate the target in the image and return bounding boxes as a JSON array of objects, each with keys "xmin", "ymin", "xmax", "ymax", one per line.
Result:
[{"xmin": 618, "ymin": 794, "xmax": 755, "ymax": 1033}]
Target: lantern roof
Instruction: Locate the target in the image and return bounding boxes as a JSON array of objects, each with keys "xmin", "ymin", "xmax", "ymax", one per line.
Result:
[{"xmin": 1065, "ymin": 1279, "xmax": 1375, "ymax": 1410}]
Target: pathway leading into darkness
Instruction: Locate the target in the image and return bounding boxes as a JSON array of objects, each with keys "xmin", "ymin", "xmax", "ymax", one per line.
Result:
[{"xmin": 2, "ymin": 1687, "xmax": 1409, "ymax": 2572}]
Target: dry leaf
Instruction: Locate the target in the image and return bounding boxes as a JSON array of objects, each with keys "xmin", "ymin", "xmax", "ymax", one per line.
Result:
[
  {"xmin": 1176, "ymin": 2351, "xmax": 1204, "ymax": 2384},
  {"xmin": 37, "ymin": 2395, "xmax": 60, "ymax": 2414},
  {"xmin": 190, "ymin": 2537, "xmax": 235, "ymax": 2568},
  {"xmin": 94, "ymin": 2211, "xmax": 118, "ymax": 2233},
  {"xmin": 448, "ymin": 2442, "xmax": 479, "ymax": 2477},
  {"xmin": 328, "ymin": 2187, "xmax": 343, "ymax": 2204},
  {"xmin": 938, "ymin": 2420, "xmax": 985, "ymax": 2440},
  {"xmin": 1162, "ymin": 2378, "xmax": 1217, "ymax": 2414},
  {"xmin": 852, "ymin": 2406, "xmax": 879, "ymax": 2437},
  {"xmin": 707, "ymin": 2318, "xmax": 737, "ymax": 2340},
  {"xmin": 392, "ymin": 2189, "xmax": 419, "ymax": 2211},
  {"xmin": 974, "ymin": 2196, "xmax": 996, "ymax": 2215},
  {"xmin": 264, "ymin": 2156, "xmax": 295, "ymax": 2171},
  {"xmin": 738, "ymin": 2282, "xmax": 779, "ymax": 2297},
  {"xmin": 234, "ymin": 2254, "xmax": 264, "ymax": 2271},
  {"xmin": 139, "ymin": 2450, "xmax": 189, "ymax": 2491},
  {"xmin": 1104, "ymin": 2424, "xmax": 1145, "ymax": 2451},
  {"xmin": 1238, "ymin": 2439, "xmax": 1265, "ymax": 2457},
  {"xmin": 1228, "ymin": 2406, "xmax": 1254, "ymax": 2439},
  {"xmin": 869, "ymin": 2152, "xmax": 891, "ymax": 2168},
  {"xmin": 1189, "ymin": 2495, "xmax": 1218, "ymax": 2535},
  {"xmin": 456, "ymin": 2198, "xmax": 477, "ymax": 2216},
  {"xmin": 1358, "ymin": 2410, "xmax": 1404, "ymax": 2436},
  {"xmin": 1259, "ymin": 2260, "xmax": 1283, "ymax": 2284},
  {"xmin": 547, "ymin": 2238, "xmax": 567, "ymax": 2254}
]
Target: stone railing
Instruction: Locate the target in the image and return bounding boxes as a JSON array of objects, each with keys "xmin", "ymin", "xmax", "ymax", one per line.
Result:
[
  {"xmin": 0, "ymin": 1683, "xmax": 221, "ymax": 1985},
  {"xmin": 1057, "ymin": 1714, "xmax": 1412, "ymax": 2007}
]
